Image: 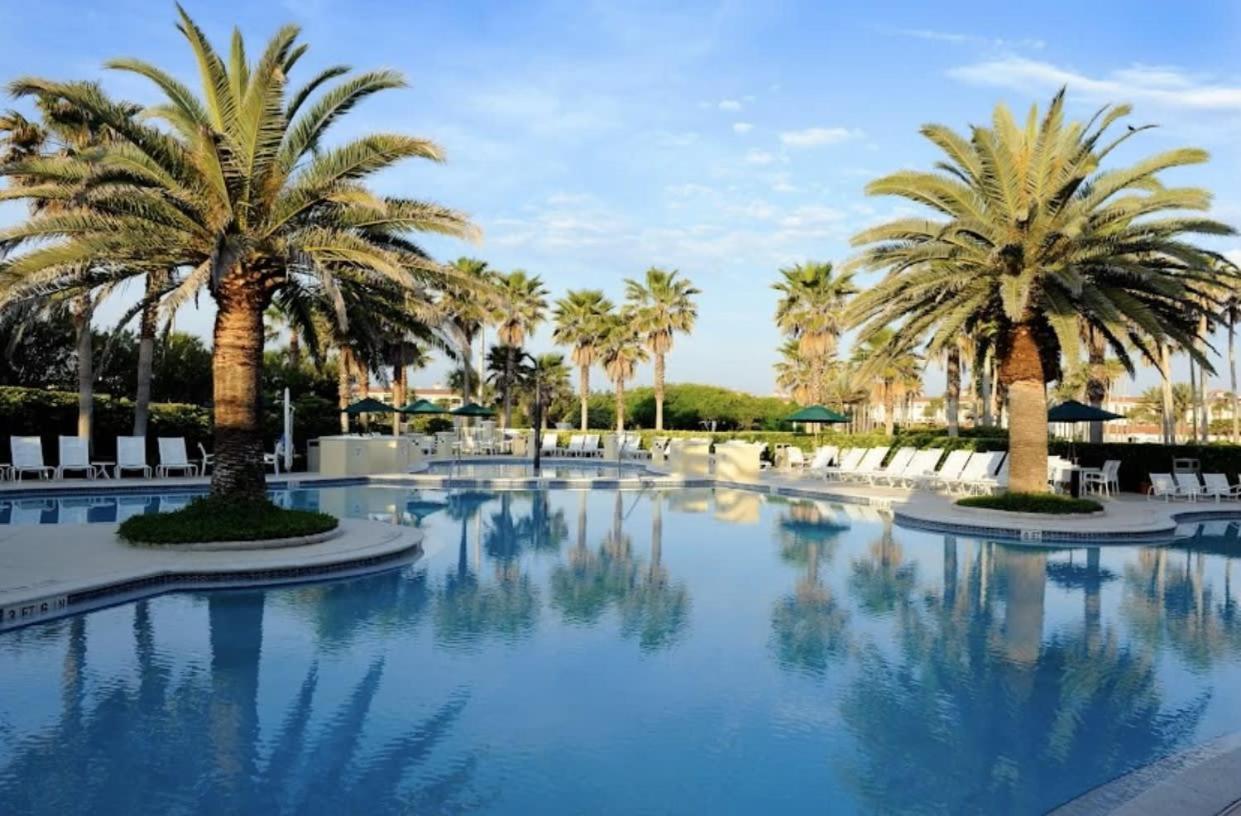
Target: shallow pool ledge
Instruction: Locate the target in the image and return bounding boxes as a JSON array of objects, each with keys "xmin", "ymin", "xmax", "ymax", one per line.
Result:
[{"xmin": 0, "ymin": 518, "xmax": 422, "ymax": 630}]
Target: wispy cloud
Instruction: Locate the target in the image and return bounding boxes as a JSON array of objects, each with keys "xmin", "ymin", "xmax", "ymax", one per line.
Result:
[
  {"xmin": 732, "ymin": 121, "xmax": 754, "ymax": 134},
  {"xmin": 948, "ymin": 57, "xmax": 1241, "ymax": 111},
  {"xmin": 779, "ymin": 127, "xmax": 862, "ymax": 147},
  {"xmin": 718, "ymin": 98, "xmax": 743, "ymax": 111},
  {"xmin": 886, "ymin": 27, "xmax": 1046, "ymax": 51},
  {"xmin": 744, "ymin": 149, "xmax": 778, "ymax": 165}
]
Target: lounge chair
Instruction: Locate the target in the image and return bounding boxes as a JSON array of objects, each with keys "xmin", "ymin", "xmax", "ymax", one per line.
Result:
[
  {"xmin": 562, "ymin": 434, "xmax": 585, "ymax": 456},
  {"xmin": 264, "ymin": 441, "xmax": 284, "ymax": 474},
  {"xmin": 784, "ymin": 446, "xmax": 807, "ymax": 470},
  {"xmin": 862, "ymin": 447, "xmax": 916, "ymax": 485},
  {"xmin": 157, "ymin": 437, "xmax": 200, "ymax": 477},
  {"xmin": 1148, "ymin": 472, "xmax": 1192, "ymax": 501},
  {"xmin": 56, "ymin": 435, "xmax": 109, "ymax": 479},
  {"xmin": 915, "ymin": 449, "xmax": 971, "ymax": 490},
  {"xmin": 197, "ymin": 442, "xmax": 214, "ymax": 474},
  {"xmin": 843, "ymin": 447, "xmax": 891, "ymax": 482},
  {"xmin": 116, "ymin": 436, "xmax": 152, "ymax": 478},
  {"xmin": 1201, "ymin": 473, "xmax": 1241, "ymax": 502},
  {"xmin": 822, "ymin": 447, "xmax": 865, "ymax": 481},
  {"xmin": 540, "ymin": 432, "xmax": 559, "ymax": 455},
  {"xmin": 580, "ymin": 434, "xmax": 601, "ymax": 458},
  {"xmin": 1172, "ymin": 472, "xmax": 1203, "ymax": 501},
  {"xmin": 891, "ymin": 448, "xmax": 943, "ymax": 487},
  {"xmin": 650, "ymin": 437, "xmax": 670, "ymax": 458},
  {"xmin": 968, "ymin": 456, "xmax": 1010, "ymax": 495},
  {"xmin": 805, "ymin": 446, "xmax": 838, "ymax": 476},
  {"xmin": 947, "ymin": 451, "xmax": 1004, "ymax": 494},
  {"xmin": 10, "ymin": 436, "xmax": 53, "ymax": 480}
]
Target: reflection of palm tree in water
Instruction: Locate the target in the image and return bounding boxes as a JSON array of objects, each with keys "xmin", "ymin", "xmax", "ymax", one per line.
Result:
[
  {"xmin": 848, "ymin": 516, "xmax": 916, "ymax": 615},
  {"xmin": 618, "ymin": 490, "xmax": 690, "ymax": 651},
  {"xmin": 770, "ymin": 501, "xmax": 849, "ymax": 676},
  {"xmin": 838, "ymin": 537, "xmax": 1206, "ymax": 815},
  {"xmin": 0, "ymin": 598, "xmax": 481, "ymax": 814}
]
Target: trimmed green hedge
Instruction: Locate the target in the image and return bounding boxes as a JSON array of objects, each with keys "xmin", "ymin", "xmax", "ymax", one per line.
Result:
[
  {"xmin": 119, "ymin": 497, "xmax": 338, "ymax": 544},
  {"xmin": 957, "ymin": 493, "xmax": 1102, "ymax": 514}
]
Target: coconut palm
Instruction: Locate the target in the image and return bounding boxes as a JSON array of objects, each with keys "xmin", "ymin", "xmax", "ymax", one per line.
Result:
[
  {"xmin": 552, "ymin": 288, "xmax": 614, "ymax": 431},
  {"xmin": 0, "ymin": 9, "xmax": 476, "ymax": 500},
  {"xmin": 774, "ymin": 339, "xmax": 818, "ymax": 404},
  {"xmin": 848, "ymin": 90, "xmax": 1233, "ymax": 492},
  {"xmin": 625, "ymin": 268, "xmax": 699, "ymax": 430},
  {"xmin": 599, "ymin": 311, "xmax": 649, "ymax": 432},
  {"xmin": 773, "ymin": 261, "xmax": 857, "ymax": 404},
  {"xmin": 442, "ymin": 257, "xmax": 494, "ymax": 403},
  {"xmin": 492, "ymin": 270, "xmax": 548, "ymax": 428}
]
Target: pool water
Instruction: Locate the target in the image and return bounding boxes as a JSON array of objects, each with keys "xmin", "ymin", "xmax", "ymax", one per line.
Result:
[
  {"xmin": 423, "ymin": 461, "xmax": 646, "ymax": 479},
  {"xmin": 2, "ymin": 485, "xmax": 1241, "ymax": 814}
]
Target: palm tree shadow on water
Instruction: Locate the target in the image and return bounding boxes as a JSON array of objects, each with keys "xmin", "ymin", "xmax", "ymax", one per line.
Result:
[
  {"xmin": 0, "ymin": 591, "xmax": 487, "ymax": 815},
  {"xmin": 836, "ymin": 536, "xmax": 1210, "ymax": 815}
]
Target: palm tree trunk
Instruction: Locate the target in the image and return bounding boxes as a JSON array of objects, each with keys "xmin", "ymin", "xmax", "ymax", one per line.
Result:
[
  {"xmin": 1086, "ymin": 326, "xmax": 1106, "ymax": 444},
  {"xmin": 459, "ymin": 337, "xmax": 472, "ymax": 405},
  {"xmin": 578, "ymin": 364, "xmax": 590, "ymax": 431},
  {"xmin": 1160, "ymin": 343, "xmax": 1175, "ymax": 444},
  {"xmin": 946, "ymin": 346, "xmax": 960, "ymax": 438},
  {"xmin": 133, "ymin": 270, "xmax": 165, "ymax": 436},
  {"xmin": 1199, "ymin": 315, "xmax": 1210, "ymax": 440},
  {"xmin": 615, "ymin": 379, "xmax": 625, "ymax": 432},
  {"xmin": 210, "ymin": 280, "xmax": 268, "ymax": 501},
  {"xmin": 72, "ymin": 293, "xmax": 93, "ymax": 444},
  {"xmin": 503, "ymin": 345, "xmax": 515, "ymax": 428},
  {"xmin": 655, "ymin": 351, "xmax": 666, "ymax": 431},
  {"xmin": 288, "ymin": 332, "xmax": 300, "ymax": 369},
  {"xmin": 1189, "ymin": 357, "xmax": 1199, "ymax": 443},
  {"xmin": 1230, "ymin": 308, "xmax": 1238, "ymax": 443},
  {"xmin": 337, "ymin": 349, "xmax": 351, "ymax": 433},
  {"xmin": 392, "ymin": 354, "xmax": 405, "ymax": 437},
  {"xmin": 883, "ymin": 381, "xmax": 895, "ymax": 436},
  {"xmin": 980, "ymin": 349, "xmax": 993, "ymax": 427},
  {"xmin": 1000, "ymin": 323, "xmax": 1048, "ymax": 494}
]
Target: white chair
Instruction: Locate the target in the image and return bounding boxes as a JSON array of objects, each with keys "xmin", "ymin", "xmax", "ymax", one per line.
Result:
[
  {"xmin": 893, "ymin": 448, "xmax": 943, "ymax": 487},
  {"xmin": 805, "ymin": 446, "xmax": 838, "ymax": 476},
  {"xmin": 1082, "ymin": 460, "xmax": 1121, "ymax": 496},
  {"xmin": 823, "ymin": 448, "xmax": 865, "ymax": 481},
  {"xmin": 197, "ymin": 442, "xmax": 214, "ymax": 474},
  {"xmin": 540, "ymin": 432, "xmax": 559, "ymax": 455},
  {"xmin": 563, "ymin": 434, "xmax": 585, "ymax": 456},
  {"xmin": 1172, "ymin": 472, "xmax": 1203, "ymax": 501},
  {"xmin": 784, "ymin": 447, "xmax": 807, "ymax": 470},
  {"xmin": 580, "ymin": 434, "xmax": 601, "ymax": 458},
  {"xmin": 10, "ymin": 436, "xmax": 53, "ymax": 480},
  {"xmin": 969, "ymin": 456, "xmax": 1010, "ymax": 495},
  {"xmin": 264, "ymin": 441, "xmax": 284, "ymax": 474},
  {"xmin": 1148, "ymin": 473, "xmax": 1189, "ymax": 501},
  {"xmin": 948, "ymin": 451, "xmax": 1004, "ymax": 494},
  {"xmin": 116, "ymin": 436, "xmax": 152, "ymax": 478},
  {"xmin": 1201, "ymin": 473, "xmax": 1241, "ymax": 502},
  {"xmin": 843, "ymin": 447, "xmax": 891, "ymax": 482},
  {"xmin": 864, "ymin": 447, "xmax": 916, "ymax": 485},
  {"xmin": 156, "ymin": 437, "xmax": 199, "ymax": 477},
  {"xmin": 916, "ymin": 449, "xmax": 971, "ymax": 490},
  {"xmin": 56, "ymin": 436, "xmax": 107, "ymax": 479}
]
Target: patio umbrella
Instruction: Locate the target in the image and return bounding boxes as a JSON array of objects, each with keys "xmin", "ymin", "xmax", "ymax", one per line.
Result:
[
  {"xmin": 342, "ymin": 397, "xmax": 395, "ymax": 415},
  {"xmin": 400, "ymin": 398, "xmax": 448, "ymax": 415},
  {"xmin": 785, "ymin": 405, "xmax": 849, "ymax": 423},
  {"xmin": 451, "ymin": 402, "xmax": 496, "ymax": 417},
  {"xmin": 1048, "ymin": 399, "xmax": 1125, "ymax": 462}
]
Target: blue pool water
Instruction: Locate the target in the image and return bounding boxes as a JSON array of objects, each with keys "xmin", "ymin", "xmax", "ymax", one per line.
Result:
[{"xmin": 2, "ymin": 485, "xmax": 1241, "ymax": 814}]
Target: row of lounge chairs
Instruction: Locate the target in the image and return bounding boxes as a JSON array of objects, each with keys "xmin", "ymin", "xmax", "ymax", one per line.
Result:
[
  {"xmin": 1, "ymin": 435, "xmax": 282, "ymax": 481},
  {"xmin": 536, "ymin": 433, "xmax": 667, "ymax": 459},
  {"xmin": 785, "ymin": 445, "xmax": 1009, "ymax": 494},
  {"xmin": 1148, "ymin": 472, "xmax": 1241, "ymax": 502}
]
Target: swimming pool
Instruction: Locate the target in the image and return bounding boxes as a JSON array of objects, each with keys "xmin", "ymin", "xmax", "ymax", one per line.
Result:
[
  {"xmin": 422, "ymin": 460, "xmax": 649, "ymax": 479},
  {"xmin": 2, "ymin": 484, "xmax": 1240, "ymax": 814}
]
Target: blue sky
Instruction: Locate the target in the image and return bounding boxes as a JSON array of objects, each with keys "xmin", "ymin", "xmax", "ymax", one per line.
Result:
[{"xmin": 2, "ymin": 0, "xmax": 1239, "ymax": 395}]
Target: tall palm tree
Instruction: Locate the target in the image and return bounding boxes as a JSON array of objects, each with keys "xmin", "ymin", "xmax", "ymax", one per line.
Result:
[
  {"xmin": 625, "ymin": 268, "xmax": 699, "ymax": 430},
  {"xmin": 853, "ymin": 328, "xmax": 922, "ymax": 436},
  {"xmin": 775, "ymin": 338, "xmax": 817, "ymax": 404},
  {"xmin": 492, "ymin": 270, "xmax": 547, "ymax": 428},
  {"xmin": 552, "ymin": 288, "xmax": 614, "ymax": 431},
  {"xmin": 848, "ymin": 90, "xmax": 1232, "ymax": 492},
  {"xmin": 600, "ymin": 311, "xmax": 649, "ymax": 432},
  {"xmin": 0, "ymin": 9, "xmax": 477, "ymax": 500},
  {"xmin": 1225, "ymin": 286, "xmax": 1241, "ymax": 442},
  {"xmin": 773, "ymin": 261, "xmax": 857, "ymax": 404},
  {"xmin": 442, "ymin": 257, "xmax": 494, "ymax": 403}
]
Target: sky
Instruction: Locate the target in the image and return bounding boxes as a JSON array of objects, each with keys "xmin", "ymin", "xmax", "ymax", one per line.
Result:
[{"xmin": 1, "ymin": 0, "xmax": 1239, "ymax": 397}]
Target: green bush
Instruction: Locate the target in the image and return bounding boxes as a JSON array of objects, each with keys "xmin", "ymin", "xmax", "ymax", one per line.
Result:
[
  {"xmin": 118, "ymin": 497, "xmax": 338, "ymax": 544},
  {"xmin": 957, "ymin": 493, "xmax": 1102, "ymax": 514}
]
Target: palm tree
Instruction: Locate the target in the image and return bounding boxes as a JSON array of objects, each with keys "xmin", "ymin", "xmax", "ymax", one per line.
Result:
[
  {"xmin": 600, "ymin": 311, "xmax": 649, "ymax": 432},
  {"xmin": 774, "ymin": 338, "xmax": 817, "ymax": 404},
  {"xmin": 492, "ymin": 270, "xmax": 548, "ymax": 428},
  {"xmin": 848, "ymin": 90, "xmax": 1233, "ymax": 492},
  {"xmin": 625, "ymin": 268, "xmax": 699, "ymax": 430},
  {"xmin": 1225, "ymin": 286, "xmax": 1241, "ymax": 442},
  {"xmin": 0, "ymin": 9, "xmax": 477, "ymax": 500},
  {"xmin": 773, "ymin": 261, "xmax": 857, "ymax": 404},
  {"xmin": 853, "ymin": 328, "xmax": 922, "ymax": 435},
  {"xmin": 442, "ymin": 257, "xmax": 494, "ymax": 403},
  {"xmin": 552, "ymin": 289, "xmax": 614, "ymax": 431}
]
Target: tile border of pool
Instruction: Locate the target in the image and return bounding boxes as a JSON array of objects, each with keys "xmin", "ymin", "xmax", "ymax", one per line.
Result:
[{"xmin": 4, "ymin": 460, "xmax": 1241, "ymax": 545}]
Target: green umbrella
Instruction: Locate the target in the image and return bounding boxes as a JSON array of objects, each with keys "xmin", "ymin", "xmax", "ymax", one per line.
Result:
[
  {"xmin": 451, "ymin": 402, "xmax": 496, "ymax": 417},
  {"xmin": 342, "ymin": 397, "xmax": 395, "ymax": 415},
  {"xmin": 400, "ymin": 398, "xmax": 448, "ymax": 415},
  {"xmin": 1047, "ymin": 399, "xmax": 1124, "ymax": 423},
  {"xmin": 786, "ymin": 405, "xmax": 849, "ymax": 423}
]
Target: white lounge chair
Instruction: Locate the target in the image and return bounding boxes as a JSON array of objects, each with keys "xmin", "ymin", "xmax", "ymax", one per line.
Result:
[
  {"xmin": 784, "ymin": 446, "xmax": 807, "ymax": 470},
  {"xmin": 157, "ymin": 437, "xmax": 199, "ymax": 477},
  {"xmin": 805, "ymin": 446, "xmax": 838, "ymax": 476},
  {"xmin": 197, "ymin": 442, "xmax": 214, "ymax": 474},
  {"xmin": 1148, "ymin": 473, "xmax": 1191, "ymax": 501},
  {"xmin": 863, "ymin": 447, "xmax": 915, "ymax": 485},
  {"xmin": 540, "ymin": 432, "xmax": 559, "ymax": 454},
  {"xmin": 823, "ymin": 448, "xmax": 865, "ymax": 481},
  {"xmin": 580, "ymin": 434, "xmax": 601, "ymax": 458},
  {"xmin": 969, "ymin": 456, "xmax": 1010, "ymax": 495},
  {"xmin": 916, "ymin": 449, "xmax": 971, "ymax": 490},
  {"xmin": 56, "ymin": 435, "xmax": 109, "ymax": 479},
  {"xmin": 843, "ymin": 447, "xmax": 891, "ymax": 482},
  {"xmin": 116, "ymin": 436, "xmax": 152, "ymax": 478},
  {"xmin": 1172, "ymin": 472, "xmax": 1203, "ymax": 501},
  {"xmin": 1201, "ymin": 473, "xmax": 1241, "ymax": 502},
  {"xmin": 892, "ymin": 448, "xmax": 943, "ymax": 488},
  {"xmin": 10, "ymin": 437, "xmax": 53, "ymax": 480},
  {"xmin": 948, "ymin": 451, "xmax": 1004, "ymax": 494},
  {"xmin": 563, "ymin": 434, "xmax": 585, "ymax": 456},
  {"xmin": 264, "ymin": 441, "xmax": 284, "ymax": 474}
]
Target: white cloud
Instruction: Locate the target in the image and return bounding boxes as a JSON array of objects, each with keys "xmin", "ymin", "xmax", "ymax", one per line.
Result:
[
  {"xmin": 665, "ymin": 182, "xmax": 714, "ymax": 198},
  {"xmin": 744, "ymin": 149, "xmax": 777, "ymax": 165},
  {"xmin": 779, "ymin": 127, "xmax": 862, "ymax": 147},
  {"xmin": 718, "ymin": 99, "xmax": 743, "ymax": 111},
  {"xmin": 887, "ymin": 27, "xmax": 1045, "ymax": 50},
  {"xmin": 732, "ymin": 121, "xmax": 754, "ymax": 134},
  {"xmin": 947, "ymin": 57, "xmax": 1241, "ymax": 111}
]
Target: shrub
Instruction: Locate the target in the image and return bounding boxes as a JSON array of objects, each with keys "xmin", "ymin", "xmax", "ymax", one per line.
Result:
[
  {"xmin": 957, "ymin": 493, "xmax": 1102, "ymax": 514},
  {"xmin": 118, "ymin": 497, "xmax": 338, "ymax": 544}
]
